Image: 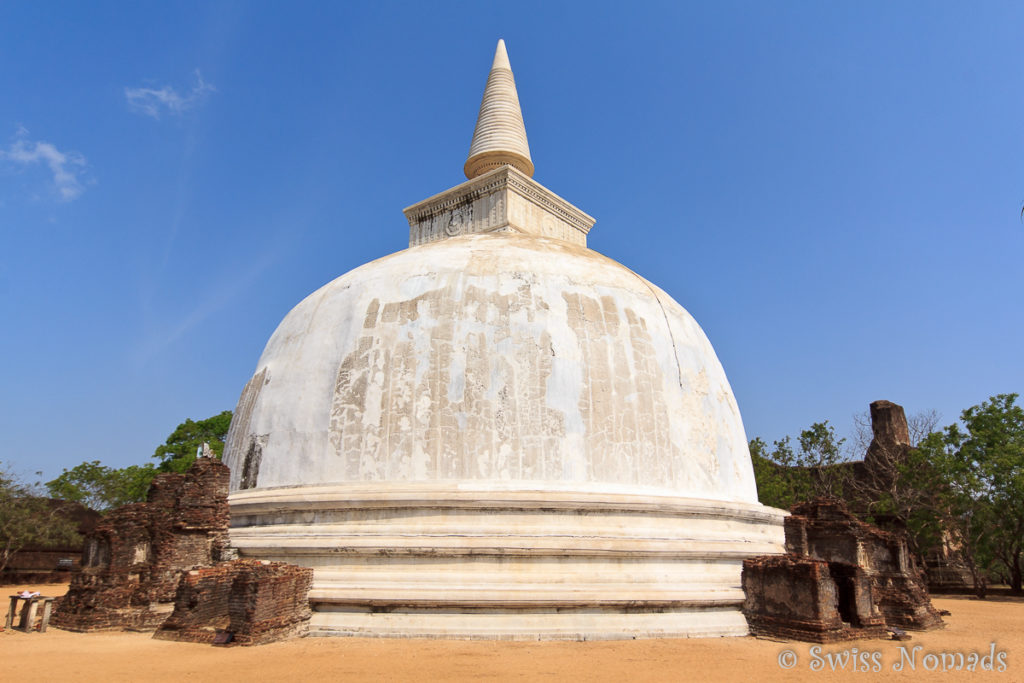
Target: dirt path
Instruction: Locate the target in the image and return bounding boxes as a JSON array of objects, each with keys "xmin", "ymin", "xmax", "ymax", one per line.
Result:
[{"xmin": 1, "ymin": 586, "xmax": 1020, "ymax": 682}]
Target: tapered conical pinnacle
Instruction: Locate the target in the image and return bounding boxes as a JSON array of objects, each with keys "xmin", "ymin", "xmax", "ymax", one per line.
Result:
[{"xmin": 464, "ymin": 39, "xmax": 534, "ymax": 179}]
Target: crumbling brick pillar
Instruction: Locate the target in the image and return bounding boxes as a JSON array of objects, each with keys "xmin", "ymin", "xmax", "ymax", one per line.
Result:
[{"xmin": 864, "ymin": 400, "xmax": 911, "ymax": 474}]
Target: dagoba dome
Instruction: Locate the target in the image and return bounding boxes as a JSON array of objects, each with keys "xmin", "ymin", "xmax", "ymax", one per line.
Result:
[
  {"xmin": 227, "ymin": 232, "xmax": 759, "ymax": 500},
  {"xmin": 224, "ymin": 40, "xmax": 784, "ymax": 639}
]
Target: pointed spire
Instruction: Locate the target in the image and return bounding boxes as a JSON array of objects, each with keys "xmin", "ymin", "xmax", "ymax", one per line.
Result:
[{"xmin": 464, "ymin": 39, "xmax": 534, "ymax": 179}]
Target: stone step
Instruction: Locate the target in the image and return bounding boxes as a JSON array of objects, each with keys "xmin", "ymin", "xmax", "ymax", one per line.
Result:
[{"xmin": 307, "ymin": 606, "xmax": 750, "ymax": 640}]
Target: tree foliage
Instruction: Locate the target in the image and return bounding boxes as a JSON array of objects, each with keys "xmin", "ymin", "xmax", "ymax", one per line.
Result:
[
  {"xmin": 45, "ymin": 410, "xmax": 232, "ymax": 515},
  {"xmin": 47, "ymin": 461, "xmax": 156, "ymax": 512},
  {"xmin": 918, "ymin": 393, "xmax": 1024, "ymax": 596},
  {"xmin": 152, "ymin": 410, "xmax": 232, "ymax": 473},
  {"xmin": 845, "ymin": 409, "xmax": 948, "ymax": 557},
  {"xmin": 1, "ymin": 462, "xmax": 82, "ymax": 574},
  {"xmin": 751, "ymin": 394, "xmax": 1023, "ymax": 597},
  {"xmin": 750, "ymin": 421, "xmax": 848, "ymax": 510}
]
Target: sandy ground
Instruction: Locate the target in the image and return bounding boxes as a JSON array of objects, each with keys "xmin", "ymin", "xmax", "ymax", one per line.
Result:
[{"xmin": 1, "ymin": 584, "xmax": 1021, "ymax": 682}]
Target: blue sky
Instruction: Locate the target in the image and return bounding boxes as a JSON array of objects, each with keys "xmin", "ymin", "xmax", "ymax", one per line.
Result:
[{"xmin": 1, "ymin": 2, "xmax": 1021, "ymax": 481}]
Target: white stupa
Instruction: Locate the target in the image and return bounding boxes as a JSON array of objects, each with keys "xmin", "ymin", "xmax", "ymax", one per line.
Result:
[{"xmin": 223, "ymin": 40, "xmax": 785, "ymax": 639}]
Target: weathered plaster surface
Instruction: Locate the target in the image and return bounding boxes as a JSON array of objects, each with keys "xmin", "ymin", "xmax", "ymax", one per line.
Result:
[{"xmin": 224, "ymin": 231, "xmax": 756, "ymax": 504}]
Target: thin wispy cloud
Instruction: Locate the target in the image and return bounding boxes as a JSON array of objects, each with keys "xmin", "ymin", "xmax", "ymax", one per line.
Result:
[
  {"xmin": 125, "ymin": 69, "xmax": 216, "ymax": 119},
  {"xmin": 133, "ymin": 247, "xmax": 279, "ymax": 367},
  {"xmin": 1, "ymin": 127, "xmax": 88, "ymax": 201}
]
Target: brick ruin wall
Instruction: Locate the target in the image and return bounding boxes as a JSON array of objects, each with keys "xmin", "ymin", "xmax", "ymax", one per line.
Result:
[
  {"xmin": 785, "ymin": 500, "xmax": 944, "ymax": 631},
  {"xmin": 743, "ymin": 499, "xmax": 944, "ymax": 642},
  {"xmin": 154, "ymin": 560, "xmax": 313, "ymax": 645},
  {"xmin": 52, "ymin": 458, "xmax": 232, "ymax": 632},
  {"xmin": 51, "ymin": 456, "xmax": 312, "ymax": 644},
  {"xmin": 743, "ymin": 554, "xmax": 886, "ymax": 643},
  {"xmin": 853, "ymin": 400, "xmax": 971, "ymax": 591}
]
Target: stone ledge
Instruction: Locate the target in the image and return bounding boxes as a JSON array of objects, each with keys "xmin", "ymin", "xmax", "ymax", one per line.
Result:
[
  {"xmin": 229, "ymin": 483, "xmax": 788, "ymax": 524},
  {"xmin": 307, "ymin": 607, "xmax": 750, "ymax": 640}
]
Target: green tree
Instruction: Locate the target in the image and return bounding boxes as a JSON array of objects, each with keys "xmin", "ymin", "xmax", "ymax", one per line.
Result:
[
  {"xmin": 919, "ymin": 394, "xmax": 1024, "ymax": 596},
  {"xmin": 152, "ymin": 410, "xmax": 232, "ymax": 473},
  {"xmin": 749, "ymin": 437, "xmax": 796, "ymax": 510},
  {"xmin": 0, "ymin": 462, "xmax": 82, "ymax": 574},
  {"xmin": 750, "ymin": 421, "xmax": 848, "ymax": 510},
  {"xmin": 854, "ymin": 442, "xmax": 947, "ymax": 558},
  {"xmin": 846, "ymin": 408, "xmax": 947, "ymax": 556},
  {"xmin": 45, "ymin": 410, "xmax": 232, "ymax": 514},
  {"xmin": 47, "ymin": 461, "xmax": 157, "ymax": 512}
]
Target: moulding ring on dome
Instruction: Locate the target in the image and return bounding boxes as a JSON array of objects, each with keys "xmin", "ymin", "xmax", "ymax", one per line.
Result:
[{"xmin": 228, "ymin": 483, "xmax": 788, "ymax": 524}]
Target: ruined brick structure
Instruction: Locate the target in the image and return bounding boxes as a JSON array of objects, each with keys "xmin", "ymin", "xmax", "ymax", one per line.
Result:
[
  {"xmin": 154, "ymin": 559, "xmax": 312, "ymax": 645},
  {"xmin": 863, "ymin": 400, "xmax": 911, "ymax": 474},
  {"xmin": 53, "ymin": 457, "xmax": 231, "ymax": 631},
  {"xmin": 743, "ymin": 499, "xmax": 944, "ymax": 642},
  {"xmin": 742, "ymin": 554, "xmax": 887, "ymax": 642},
  {"xmin": 854, "ymin": 400, "xmax": 970, "ymax": 591},
  {"xmin": 785, "ymin": 500, "xmax": 944, "ymax": 630}
]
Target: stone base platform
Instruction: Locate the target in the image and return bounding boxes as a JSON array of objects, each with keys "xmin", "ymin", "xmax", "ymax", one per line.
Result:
[
  {"xmin": 228, "ymin": 483, "xmax": 786, "ymax": 640},
  {"xmin": 309, "ymin": 606, "xmax": 749, "ymax": 640}
]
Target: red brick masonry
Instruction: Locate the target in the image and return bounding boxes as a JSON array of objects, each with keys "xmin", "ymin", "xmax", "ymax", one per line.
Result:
[
  {"xmin": 52, "ymin": 457, "xmax": 311, "ymax": 644},
  {"xmin": 154, "ymin": 559, "xmax": 312, "ymax": 645},
  {"xmin": 743, "ymin": 499, "xmax": 944, "ymax": 642},
  {"xmin": 53, "ymin": 458, "xmax": 232, "ymax": 631}
]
